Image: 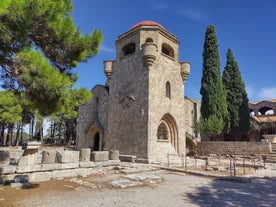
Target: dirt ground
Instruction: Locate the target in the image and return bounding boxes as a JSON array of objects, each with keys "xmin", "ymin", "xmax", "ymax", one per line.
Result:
[{"xmin": 1, "ymin": 165, "xmax": 275, "ymax": 207}]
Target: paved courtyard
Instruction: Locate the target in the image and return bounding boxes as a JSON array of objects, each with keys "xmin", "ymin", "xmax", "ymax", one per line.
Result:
[{"xmin": 1, "ymin": 164, "xmax": 275, "ymax": 207}]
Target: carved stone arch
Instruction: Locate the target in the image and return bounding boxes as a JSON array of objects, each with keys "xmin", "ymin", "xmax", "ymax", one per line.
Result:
[
  {"xmin": 87, "ymin": 123, "xmax": 102, "ymax": 151},
  {"xmin": 158, "ymin": 113, "xmax": 178, "ymax": 152}
]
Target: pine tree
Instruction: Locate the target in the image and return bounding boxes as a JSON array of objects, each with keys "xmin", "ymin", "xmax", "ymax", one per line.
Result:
[
  {"xmin": 222, "ymin": 49, "xmax": 250, "ymax": 140},
  {"xmin": 199, "ymin": 25, "xmax": 229, "ymax": 139},
  {"xmin": 0, "ymin": 90, "xmax": 23, "ymax": 145},
  {"xmin": 0, "ymin": 0, "xmax": 102, "ymax": 116}
]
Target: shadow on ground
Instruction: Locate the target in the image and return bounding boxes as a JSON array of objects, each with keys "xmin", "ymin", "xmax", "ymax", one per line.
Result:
[{"xmin": 186, "ymin": 177, "xmax": 276, "ymax": 207}]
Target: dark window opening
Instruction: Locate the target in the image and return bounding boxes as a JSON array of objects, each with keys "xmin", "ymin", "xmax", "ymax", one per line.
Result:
[
  {"xmin": 162, "ymin": 43, "xmax": 174, "ymax": 58},
  {"xmin": 145, "ymin": 38, "xmax": 153, "ymax": 43},
  {"xmin": 122, "ymin": 42, "xmax": 135, "ymax": 56},
  {"xmin": 157, "ymin": 122, "xmax": 169, "ymax": 140}
]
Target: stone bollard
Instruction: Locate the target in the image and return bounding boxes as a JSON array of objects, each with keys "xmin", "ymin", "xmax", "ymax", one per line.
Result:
[
  {"xmin": 42, "ymin": 150, "xmax": 56, "ymax": 164},
  {"xmin": 0, "ymin": 150, "xmax": 10, "ymax": 166},
  {"xmin": 109, "ymin": 150, "xmax": 119, "ymax": 160},
  {"xmin": 80, "ymin": 148, "xmax": 91, "ymax": 162}
]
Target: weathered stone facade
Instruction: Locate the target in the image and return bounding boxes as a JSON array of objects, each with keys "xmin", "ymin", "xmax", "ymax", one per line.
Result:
[{"xmin": 76, "ymin": 21, "xmax": 200, "ymax": 163}]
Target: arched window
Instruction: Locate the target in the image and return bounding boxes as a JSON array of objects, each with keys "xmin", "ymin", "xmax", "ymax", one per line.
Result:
[
  {"xmin": 145, "ymin": 38, "xmax": 153, "ymax": 43},
  {"xmin": 162, "ymin": 43, "xmax": 174, "ymax": 58},
  {"xmin": 122, "ymin": 42, "xmax": 135, "ymax": 56},
  {"xmin": 157, "ymin": 122, "xmax": 169, "ymax": 140},
  {"xmin": 166, "ymin": 81, "xmax": 171, "ymax": 99}
]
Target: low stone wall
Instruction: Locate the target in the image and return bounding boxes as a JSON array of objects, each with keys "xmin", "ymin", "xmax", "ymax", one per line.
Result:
[
  {"xmin": 0, "ymin": 148, "xmax": 120, "ymax": 183},
  {"xmin": 197, "ymin": 141, "xmax": 271, "ymax": 156}
]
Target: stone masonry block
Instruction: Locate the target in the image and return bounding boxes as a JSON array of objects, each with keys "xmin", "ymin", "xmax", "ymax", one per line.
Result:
[
  {"xmin": 29, "ymin": 171, "xmax": 52, "ymax": 182},
  {"xmin": 51, "ymin": 169, "xmax": 79, "ymax": 179},
  {"xmin": 0, "ymin": 165, "xmax": 16, "ymax": 174},
  {"xmin": 79, "ymin": 161, "xmax": 95, "ymax": 168},
  {"xmin": 119, "ymin": 154, "xmax": 137, "ymax": 162},
  {"xmin": 9, "ymin": 149, "xmax": 24, "ymax": 165},
  {"xmin": 56, "ymin": 151, "xmax": 80, "ymax": 163},
  {"xmin": 18, "ymin": 154, "xmax": 36, "ymax": 166},
  {"xmin": 91, "ymin": 151, "xmax": 109, "ymax": 162},
  {"xmin": 41, "ymin": 163, "xmax": 61, "ymax": 171},
  {"xmin": 16, "ymin": 165, "xmax": 41, "ymax": 173},
  {"xmin": 42, "ymin": 150, "xmax": 56, "ymax": 164},
  {"xmin": 80, "ymin": 148, "xmax": 91, "ymax": 162},
  {"xmin": 60, "ymin": 163, "xmax": 79, "ymax": 169},
  {"xmin": 109, "ymin": 150, "xmax": 119, "ymax": 160}
]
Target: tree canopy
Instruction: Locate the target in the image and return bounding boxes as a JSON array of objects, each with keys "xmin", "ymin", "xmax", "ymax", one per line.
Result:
[
  {"xmin": 0, "ymin": 0, "xmax": 102, "ymax": 116},
  {"xmin": 199, "ymin": 25, "xmax": 229, "ymax": 139},
  {"xmin": 222, "ymin": 49, "xmax": 250, "ymax": 139},
  {"xmin": 0, "ymin": 90, "xmax": 22, "ymax": 124}
]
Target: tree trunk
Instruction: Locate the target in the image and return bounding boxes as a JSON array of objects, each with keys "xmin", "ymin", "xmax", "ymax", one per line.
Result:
[
  {"xmin": 6, "ymin": 124, "xmax": 13, "ymax": 146},
  {"xmin": 20, "ymin": 123, "xmax": 24, "ymax": 146},
  {"xmin": 0, "ymin": 124, "xmax": 5, "ymax": 146},
  {"xmin": 15, "ymin": 123, "xmax": 20, "ymax": 146}
]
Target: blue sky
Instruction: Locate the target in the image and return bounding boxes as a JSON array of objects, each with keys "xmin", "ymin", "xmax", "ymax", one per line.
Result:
[{"xmin": 72, "ymin": 0, "xmax": 276, "ymax": 102}]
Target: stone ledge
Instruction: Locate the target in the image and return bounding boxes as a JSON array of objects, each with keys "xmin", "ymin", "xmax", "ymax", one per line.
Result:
[{"xmin": 0, "ymin": 165, "xmax": 16, "ymax": 174}]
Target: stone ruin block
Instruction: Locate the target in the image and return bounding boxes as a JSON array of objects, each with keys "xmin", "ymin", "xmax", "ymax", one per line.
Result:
[
  {"xmin": 79, "ymin": 148, "xmax": 91, "ymax": 162},
  {"xmin": 91, "ymin": 151, "xmax": 109, "ymax": 162},
  {"xmin": 9, "ymin": 149, "xmax": 24, "ymax": 165},
  {"xmin": 56, "ymin": 150, "xmax": 80, "ymax": 163},
  {"xmin": 18, "ymin": 154, "xmax": 36, "ymax": 166},
  {"xmin": 0, "ymin": 150, "xmax": 10, "ymax": 167},
  {"xmin": 119, "ymin": 154, "xmax": 137, "ymax": 162},
  {"xmin": 109, "ymin": 150, "xmax": 119, "ymax": 160},
  {"xmin": 42, "ymin": 150, "xmax": 57, "ymax": 164}
]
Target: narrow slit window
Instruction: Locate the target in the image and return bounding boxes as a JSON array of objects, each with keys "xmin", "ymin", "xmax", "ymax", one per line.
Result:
[{"xmin": 166, "ymin": 81, "xmax": 171, "ymax": 99}]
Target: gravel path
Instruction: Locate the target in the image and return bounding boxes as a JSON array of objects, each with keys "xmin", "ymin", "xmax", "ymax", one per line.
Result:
[{"xmin": 1, "ymin": 164, "xmax": 276, "ymax": 207}]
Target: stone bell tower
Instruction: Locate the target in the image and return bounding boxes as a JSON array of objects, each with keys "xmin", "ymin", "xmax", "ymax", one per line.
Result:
[{"xmin": 102, "ymin": 21, "xmax": 190, "ymax": 162}]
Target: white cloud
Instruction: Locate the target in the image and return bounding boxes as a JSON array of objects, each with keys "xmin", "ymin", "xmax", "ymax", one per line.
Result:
[
  {"xmin": 258, "ymin": 87, "xmax": 276, "ymax": 100},
  {"xmin": 100, "ymin": 45, "xmax": 114, "ymax": 53}
]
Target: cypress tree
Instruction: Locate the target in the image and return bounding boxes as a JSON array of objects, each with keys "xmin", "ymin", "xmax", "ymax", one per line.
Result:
[
  {"xmin": 222, "ymin": 49, "xmax": 250, "ymax": 140},
  {"xmin": 199, "ymin": 25, "xmax": 229, "ymax": 139}
]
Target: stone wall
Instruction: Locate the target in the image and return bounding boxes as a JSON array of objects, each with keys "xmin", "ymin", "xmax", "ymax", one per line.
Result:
[
  {"xmin": 197, "ymin": 141, "xmax": 271, "ymax": 156},
  {"xmin": 0, "ymin": 149, "xmax": 120, "ymax": 183}
]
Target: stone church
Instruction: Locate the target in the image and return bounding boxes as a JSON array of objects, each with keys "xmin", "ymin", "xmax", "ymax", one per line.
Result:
[{"xmin": 76, "ymin": 21, "xmax": 200, "ymax": 163}]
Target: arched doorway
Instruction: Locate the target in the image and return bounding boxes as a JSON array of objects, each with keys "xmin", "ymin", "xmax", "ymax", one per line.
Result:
[
  {"xmin": 93, "ymin": 132, "xmax": 100, "ymax": 151},
  {"xmin": 87, "ymin": 123, "xmax": 101, "ymax": 151}
]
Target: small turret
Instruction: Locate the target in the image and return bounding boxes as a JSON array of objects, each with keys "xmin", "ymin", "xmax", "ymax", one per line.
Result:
[
  {"xmin": 104, "ymin": 60, "xmax": 113, "ymax": 85},
  {"xmin": 180, "ymin": 62, "xmax": 190, "ymax": 83},
  {"xmin": 142, "ymin": 43, "xmax": 157, "ymax": 68}
]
